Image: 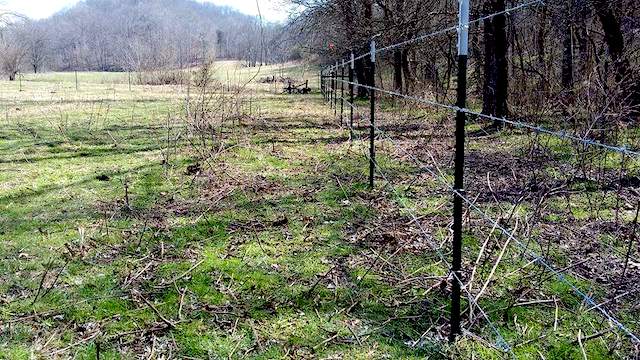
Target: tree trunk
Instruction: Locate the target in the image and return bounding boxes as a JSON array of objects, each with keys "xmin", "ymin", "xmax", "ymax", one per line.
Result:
[
  {"xmin": 575, "ymin": 22, "xmax": 589, "ymax": 80},
  {"xmin": 393, "ymin": 50, "xmax": 403, "ymax": 91},
  {"xmin": 471, "ymin": 13, "xmax": 483, "ymax": 97},
  {"xmin": 392, "ymin": 0, "xmax": 407, "ymax": 92},
  {"xmin": 355, "ymin": 0, "xmax": 375, "ymax": 98},
  {"xmin": 594, "ymin": 0, "xmax": 639, "ymax": 110},
  {"xmin": 536, "ymin": 6, "xmax": 546, "ymax": 79},
  {"xmin": 355, "ymin": 56, "xmax": 372, "ymax": 98},
  {"xmin": 561, "ymin": 23, "xmax": 574, "ymax": 92},
  {"xmin": 363, "ymin": 0, "xmax": 372, "ymax": 22},
  {"xmin": 401, "ymin": 49, "xmax": 411, "ymax": 93},
  {"xmin": 482, "ymin": 0, "xmax": 508, "ymax": 124}
]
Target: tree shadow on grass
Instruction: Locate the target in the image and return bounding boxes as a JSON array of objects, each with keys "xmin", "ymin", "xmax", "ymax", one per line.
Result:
[
  {"xmin": 0, "ymin": 143, "xmax": 167, "ymax": 164},
  {"xmin": 0, "ymin": 162, "xmax": 158, "ymax": 217}
]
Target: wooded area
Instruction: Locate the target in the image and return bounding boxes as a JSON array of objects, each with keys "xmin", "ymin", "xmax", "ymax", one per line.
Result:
[
  {"xmin": 293, "ymin": 0, "xmax": 639, "ymax": 129},
  {"xmin": 0, "ymin": 0, "xmax": 294, "ymax": 79}
]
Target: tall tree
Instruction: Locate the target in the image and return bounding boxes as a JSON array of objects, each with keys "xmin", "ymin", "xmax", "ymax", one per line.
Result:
[
  {"xmin": 593, "ymin": 0, "xmax": 639, "ymax": 110},
  {"xmin": 482, "ymin": 0, "xmax": 509, "ymax": 122},
  {"xmin": 560, "ymin": 19, "xmax": 573, "ymax": 92},
  {"xmin": 23, "ymin": 22, "xmax": 48, "ymax": 73},
  {"xmin": 0, "ymin": 24, "xmax": 25, "ymax": 80}
]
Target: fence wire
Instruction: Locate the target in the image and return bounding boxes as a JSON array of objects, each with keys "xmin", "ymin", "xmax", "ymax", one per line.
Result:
[{"xmin": 320, "ymin": 77, "xmax": 640, "ymax": 347}]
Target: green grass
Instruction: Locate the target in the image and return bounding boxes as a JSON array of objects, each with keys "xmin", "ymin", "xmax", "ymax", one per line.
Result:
[{"xmin": 0, "ymin": 64, "xmax": 638, "ymax": 359}]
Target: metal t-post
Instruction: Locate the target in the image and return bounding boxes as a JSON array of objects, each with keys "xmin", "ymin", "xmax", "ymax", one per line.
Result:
[
  {"xmin": 323, "ymin": 69, "xmax": 327, "ymax": 102},
  {"xmin": 450, "ymin": 0, "xmax": 470, "ymax": 342},
  {"xmin": 333, "ymin": 62, "xmax": 338, "ymax": 116},
  {"xmin": 349, "ymin": 53, "xmax": 355, "ymax": 142},
  {"xmin": 369, "ymin": 41, "xmax": 376, "ymax": 189},
  {"xmin": 340, "ymin": 65, "xmax": 345, "ymax": 126},
  {"xmin": 331, "ymin": 68, "xmax": 335, "ymax": 109}
]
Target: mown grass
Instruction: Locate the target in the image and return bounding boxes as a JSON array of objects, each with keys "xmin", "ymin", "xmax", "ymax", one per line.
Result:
[{"xmin": 0, "ymin": 62, "xmax": 637, "ymax": 359}]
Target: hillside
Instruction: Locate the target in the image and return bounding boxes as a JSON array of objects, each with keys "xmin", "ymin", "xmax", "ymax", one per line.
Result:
[{"xmin": 18, "ymin": 0, "xmax": 285, "ymax": 72}]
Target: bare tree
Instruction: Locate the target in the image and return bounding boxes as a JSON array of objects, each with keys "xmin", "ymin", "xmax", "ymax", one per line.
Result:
[
  {"xmin": 22, "ymin": 21, "xmax": 48, "ymax": 73},
  {"xmin": 0, "ymin": 23, "xmax": 25, "ymax": 80},
  {"xmin": 481, "ymin": 0, "xmax": 508, "ymax": 123}
]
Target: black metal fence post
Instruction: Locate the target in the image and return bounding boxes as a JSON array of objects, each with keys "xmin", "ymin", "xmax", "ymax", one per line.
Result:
[
  {"xmin": 320, "ymin": 70, "xmax": 324, "ymax": 100},
  {"xmin": 326, "ymin": 68, "xmax": 329, "ymax": 102},
  {"xmin": 328, "ymin": 69, "xmax": 331, "ymax": 104},
  {"xmin": 326, "ymin": 69, "xmax": 329, "ymax": 103},
  {"xmin": 324, "ymin": 69, "xmax": 328, "ymax": 102},
  {"xmin": 451, "ymin": 0, "xmax": 470, "ymax": 342},
  {"xmin": 349, "ymin": 53, "xmax": 355, "ymax": 142},
  {"xmin": 322, "ymin": 70, "xmax": 327, "ymax": 101},
  {"xmin": 322, "ymin": 72, "xmax": 327, "ymax": 101},
  {"xmin": 333, "ymin": 62, "xmax": 338, "ymax": 116},
  {"xmin": 369, "ymin": 41, "xmax": 376, "ymax": 189},
  {"xmin": 331, "ymin": 67, "xmax": 335, "ymax": 109},
  {"xmin": 340, "ymin": 65, "xmax": 345, "ymax": 127}
]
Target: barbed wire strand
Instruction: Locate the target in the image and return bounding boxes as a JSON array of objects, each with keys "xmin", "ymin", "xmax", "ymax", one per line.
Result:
[
  {"xmin": 330, "ymin": 94, "xmax": 515, "ymax": 355},
  {"xmin": 329, "ymin": 91, "xmax": 640, "ymax": 345},
  {"xmin": 325, "ymin": 0, "xmax": 544, "ymax": 70},
  {"xmin": 333, "ymin": 79, "xmax": 640, "ymax": 157}
]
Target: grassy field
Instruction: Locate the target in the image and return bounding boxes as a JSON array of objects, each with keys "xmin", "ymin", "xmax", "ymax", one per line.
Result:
[{"xmin": 0, "ymin": 62, "xmax": 638, "ymax": 359}]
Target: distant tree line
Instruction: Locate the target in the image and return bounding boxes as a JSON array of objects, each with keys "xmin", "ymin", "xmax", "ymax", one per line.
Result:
[{"xmin": 0, "ymin": 0, "xmax": 295, "ymax": 79}]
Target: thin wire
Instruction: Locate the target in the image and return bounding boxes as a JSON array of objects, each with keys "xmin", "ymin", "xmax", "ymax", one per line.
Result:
[
  {"xmin": 330, "ymin": 92, "xmax": 640, "ymax": 345},
  {"xmin": 334, "ymin": 79, "xmax": 640, "ymax": 157},
  {"xmin": 326, "ymin": 0, "xmax": 544, "ymax": 70},
  {"xmin": 467, "ymin": 112, "xmax": 639, "ymax": 157},
  {"xmin": 402, "ymin": 133, "xmax": 640, "ymax": 345},
  {"xmin": 330, "ymin": 94, "xmax": 515, "ymax": 355},
  {"xmin": 367, "ymin": 105, "xmax": 640, "ymax": 344},
  {"xmin": 380, "ymin": 116, "xmax": 640, "ymax": 345},
  {"xmin": 320, "ymin": 0, "xmax": 640, "ymax": 341},
  {"xmin": 456, "ymin": 187, "xmax": 640, "ymax": 344}
]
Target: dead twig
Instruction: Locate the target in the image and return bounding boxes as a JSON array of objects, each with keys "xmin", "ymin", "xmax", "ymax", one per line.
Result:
[
  {"xmin": 32, "ymin": 260, "xmax": 53, "ymax": 305},
  {"xmin": 135, "ymin": 292, "xmax": 176, "ymax": 329},
  {"xmin": 306, "ymin": 264, "xmax": 339, "ymax": 298},
  {"xmin": 154, "ymin": 259, "xmax": 205, "ymax": 289}
]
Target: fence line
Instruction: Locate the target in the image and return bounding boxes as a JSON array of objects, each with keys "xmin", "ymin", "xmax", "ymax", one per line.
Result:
[
  {"xmin": 333, "ymin": 79, "xmax": 640, "ymax": 157},
  {"xmin": 318, "ymin": 0, "xmax": 640, "ymax": 348},
  {"xmin": 323, "ymin": 83, "xmax": 640, "ymax": 345},
  {"xmin": 329, "ymin": 93, "xmax": 515, "ymax": 354},
  {"xmin": 328, "ymin": 0, "xmax": 544, "ymax": 71}
]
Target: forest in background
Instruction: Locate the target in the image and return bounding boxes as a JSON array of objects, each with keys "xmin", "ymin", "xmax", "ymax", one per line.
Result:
[
  {"xmin": 291, "ymin": 0, "xmax": 640, "ymax": 142},
  {"xmin": 0, "ymin": 0, "xmax": 297, "ymax": 78}
]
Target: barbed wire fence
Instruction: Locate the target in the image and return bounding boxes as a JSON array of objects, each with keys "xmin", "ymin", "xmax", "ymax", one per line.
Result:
[{"xmin": 317, "ymin": 0, "xmax": 640, "ymax": 356}]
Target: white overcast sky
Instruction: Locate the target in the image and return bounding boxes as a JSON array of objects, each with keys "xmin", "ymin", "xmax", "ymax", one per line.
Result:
[{"xmin": 0, "ymin": 0, "xmax": 289, "ymax": 22}]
